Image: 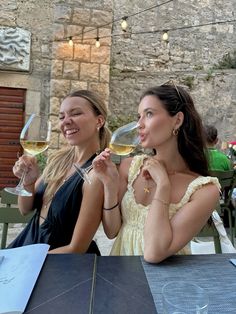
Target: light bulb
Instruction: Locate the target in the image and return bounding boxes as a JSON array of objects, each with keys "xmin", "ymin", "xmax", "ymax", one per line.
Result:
[
  {"xmin": 121, "ymin": 18, "xmax": 128, "ymax": 31},
  {"xmin": 162, "ymin": 32, "xmax": 169, "ymax": 41},
  {"xmin": 68, "ymin": 37, "xmax": 73, "ymax": 46},
  {"xmin": 95, "ymin": 37, "xmax": 100, "ymax": 48}
]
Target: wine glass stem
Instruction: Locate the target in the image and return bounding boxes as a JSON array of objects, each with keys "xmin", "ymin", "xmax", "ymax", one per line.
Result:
[{"xmin": 15, "ymin": 169, "xmax": 27, "ymax": 191}]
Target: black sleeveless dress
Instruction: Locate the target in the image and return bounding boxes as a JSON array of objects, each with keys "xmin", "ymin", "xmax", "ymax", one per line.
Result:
[{"xmin": 8, "ymin": 155, "xmax": 100, "ymax": 255}]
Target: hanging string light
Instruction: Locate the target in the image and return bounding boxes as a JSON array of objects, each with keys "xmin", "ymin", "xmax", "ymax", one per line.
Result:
[
  {"xmin": 121, "ymin": 16, "xmax": 128, "ymax": 31},
  {"xmin": 162, "ymin": 31, "xmax": 169, "ymax": 41},
  {"xmin": 68, "ymin": 36, "xmax": 73, "ymax": 46},
  {"xmin": 95, "ymin": 28, "xmax": 101, "ymax": 48}
]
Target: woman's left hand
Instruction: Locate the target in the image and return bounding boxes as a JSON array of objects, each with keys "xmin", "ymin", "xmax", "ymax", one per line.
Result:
[{"xmin": 142, "ymin": 157, "xmax": 170, "ymax": 186}]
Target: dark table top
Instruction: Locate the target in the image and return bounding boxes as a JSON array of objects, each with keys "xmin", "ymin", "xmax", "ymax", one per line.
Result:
[
  {"xmin": 24, "ymin": 253, "xmax": 236, "ymax": 314},
  {"xmin": 142, "ymin": 253, "xmax": 236, "ymax": 314}
]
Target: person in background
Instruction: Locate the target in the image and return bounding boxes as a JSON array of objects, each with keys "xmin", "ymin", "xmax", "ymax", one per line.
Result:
[
  {"xmin": 93, "ymin": 84, "xmax": 220, "ymax": 263},
  {"xmin": 204, "ymin": 124, "xmax": 232, "ymax": 171},
  {"xmin": 8, "ymin": 90, "xmax": 111, "ymax": 255}
]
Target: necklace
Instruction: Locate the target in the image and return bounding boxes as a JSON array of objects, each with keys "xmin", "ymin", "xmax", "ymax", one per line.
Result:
[{"xmin": 143, "ymin": 178, "xmax": 156, "ymax": 194}]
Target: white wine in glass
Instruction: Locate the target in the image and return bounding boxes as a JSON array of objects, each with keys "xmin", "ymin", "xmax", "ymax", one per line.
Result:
[
  {"xmin": 4, "ymin": 113, "xmax": 51, "ymax": 196},
  {"xmin": 74, "ymin": 121, "xmax": 140, "ymax": 184},
  {"xmin": 109, "ymin": 121, "xmax": 140, "ymax": 155}
]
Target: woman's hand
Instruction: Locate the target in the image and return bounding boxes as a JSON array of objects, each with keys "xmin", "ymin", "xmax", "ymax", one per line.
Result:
[
  {"xmin": 93, "ymin": 148, "xmax": 119, "ymax": 185},
  {"xmin": 142, "ymin": 157, "xmax": 170, "ymax": 187},
  {"xmin": 13, "ymin": 155, "xmax": 39, "ymax": 186}
]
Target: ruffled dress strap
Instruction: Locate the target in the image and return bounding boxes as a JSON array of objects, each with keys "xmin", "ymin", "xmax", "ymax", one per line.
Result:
[
  {"xmin": 169, "ymin": 176, "xmax": 221, "ymax": 214},
  {"xmin": 128, "ymin": 155, "xmax": 148, "ymax": 186},
  {"xmin": 180, "ymin": 176, "xmax": 221, "ymax": 202}
]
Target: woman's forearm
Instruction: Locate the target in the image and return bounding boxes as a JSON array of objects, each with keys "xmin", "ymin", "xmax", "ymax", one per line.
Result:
[
  {"xmin": 144, "ymin": 186, "xmax": 172, "ymax": 262},
  {"xmin": 102, "ymin": 183, "xmax": 122, "ymax": 238},
  {"xmin": 18, "ymin": 183, "xmax": 35, "ymax": 215}
]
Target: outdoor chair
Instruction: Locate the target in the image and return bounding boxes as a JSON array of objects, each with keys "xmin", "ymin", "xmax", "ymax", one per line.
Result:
[
  {"xmin": 193, "ymin": 222, "xmax": 222, "ymax": 254},
  {"xmin": 0, "ymin": 189, "xmax": 34, "ymax": 249},
  {"xmin": 210, "ymin": 169, "xmax": 236, "ymax": 244}
]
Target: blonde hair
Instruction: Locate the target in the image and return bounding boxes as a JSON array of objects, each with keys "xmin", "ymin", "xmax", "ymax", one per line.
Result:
[{"xmin": 42, "ymin": 90, "xmax": 111, "ymax": 202}]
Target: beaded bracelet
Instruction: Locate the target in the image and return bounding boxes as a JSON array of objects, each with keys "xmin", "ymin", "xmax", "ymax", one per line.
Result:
[
  {"xmin": 103, "ymin": 201, "xmax": 119, "ymax": 211},
  {"xmin": 152, "ymin": 198, "xmax": 169, "ymax": 206}
]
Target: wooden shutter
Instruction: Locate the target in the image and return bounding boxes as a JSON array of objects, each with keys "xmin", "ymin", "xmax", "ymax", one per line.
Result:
[{"xmin": 0, "ymin": 87, "xmax": 25, "ymax": 190}]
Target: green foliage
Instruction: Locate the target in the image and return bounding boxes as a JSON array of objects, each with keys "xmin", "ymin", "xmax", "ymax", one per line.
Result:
[
  {"xmin": 193, "ymin": 65, "xmax": 204, "ymax": 70},
  {"xmin": 36, "ymin": 153, "xmax": 47, "ymax": 174},
  {"xmin": 182, "ymin": 76, "xmax": 195, "ymax": 89},
  {"xmin": 204, "ymin": 69, "xmax": 214, "ymax": 81},
  {"xmin": 214, "ymin": 50, "xmax": 236, "ymax": 69}
]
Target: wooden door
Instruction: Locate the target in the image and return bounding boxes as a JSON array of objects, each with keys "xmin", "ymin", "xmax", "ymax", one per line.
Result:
[{"xmin": 0, "ymin": 87, "xmax": 25, "ymax": 190}]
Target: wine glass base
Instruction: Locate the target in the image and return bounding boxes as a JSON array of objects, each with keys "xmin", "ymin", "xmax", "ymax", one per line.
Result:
[{"xmin": 4, "ymin": 186, "xmax": 32, "ymax": 197}]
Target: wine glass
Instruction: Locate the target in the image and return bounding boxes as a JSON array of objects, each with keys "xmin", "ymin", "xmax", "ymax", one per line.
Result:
[
  {"xmin": 162, "ymin": 281, "xmax": 209, "ymax": 313},
  {"xmin": 74, "ymin": 121, "xmax": 140, "ymax": 184},
  {"xmin": 109, "ymin": 121, "xmax": 140, "ymax": 155},
  {"xmin": 4, "ymin": 113, "xmax": 51, "ymax": 197}
]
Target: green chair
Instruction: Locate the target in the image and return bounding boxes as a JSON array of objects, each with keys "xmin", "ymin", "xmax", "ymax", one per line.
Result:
[
  {"xmin": 0, "ymin": 190, "xmax": 34, "ymax": 249},
  {"xmin": 194, "ymin": 221, "xmax": 222, "ymax": 254},
  {"xmin": 210, "ymin": 169, "xmax": 236, "ymax": 244}
]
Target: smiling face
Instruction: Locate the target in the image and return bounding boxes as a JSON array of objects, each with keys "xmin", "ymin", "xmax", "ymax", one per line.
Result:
[
  {"xmin": 138, "ymin": 95, "xmax": 183, "ymax": 149},
  {"xmin": 59, "ymin": 96, "xmax": 104, "ymax": 147}
]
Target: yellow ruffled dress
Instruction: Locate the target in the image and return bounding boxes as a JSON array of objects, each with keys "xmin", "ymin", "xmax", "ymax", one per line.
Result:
[{"xmin": 110, "ymin": 155, "xmax": 220, "ymax": 256}]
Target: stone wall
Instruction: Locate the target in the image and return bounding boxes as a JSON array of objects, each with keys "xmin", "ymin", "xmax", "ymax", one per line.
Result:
[
  {"xmin": 0, "ymin": 0, "xmax": 235, "ymax": 143},
  {"xmin": 109, "ymin": 0, "xmax": 236, "ymax": 141},
  {"xmin": 49, "ymin": 0, "xmax": 113, "ymax": 151},
  {"xmin": 0, "ymin": 0, "xmax": 54, "ymax": 114},
  {"xmin": 0, "ymin": 0, "xmax": 113, "ymax": 151}
]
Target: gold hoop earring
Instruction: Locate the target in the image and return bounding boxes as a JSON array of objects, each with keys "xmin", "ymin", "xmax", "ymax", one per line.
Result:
[{"xmin": 173, "ymin": 128, "xmax": 179, "ymax": 136}]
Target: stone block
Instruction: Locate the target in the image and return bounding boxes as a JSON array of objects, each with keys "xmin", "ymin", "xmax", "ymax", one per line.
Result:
[
  {"xmin": 50, "ymin": 79, "xmax": 70, "ymax": 97},
  {"xmin": 74, "ymin": 43, "xmax": 90, "ymax": 62},
  {"xmin": 63, "ymin": 61, "xmax": 79, "ymax": 79},
  {"xmin": 51, "ymin": 116, "xmax": 61, "ymax": 132},
  {"xmin": 83, "ymin": 27, "xmax": 97, "ymax": 45},
  {"xmin": 71, "ymin": 80, "xmax": 88, "ymax": 91},
  {"xmin": 49, "ymin": 131, "xmax": 60, "ymax": 149},
  {"xmin": 52, "ymin": 24, "xmax": 64, "ymax": 40},
  {"xmin": 100, "ymin": 64, "xmax": 110, "ymax": 83},
  {"xmin": 51, "ymin": 60, "xmax": 63, "ymax": 78},
  {"xmin": 91, "ymin": 46, "xmax": 110, "ymax": 64},
  {"xmin": 88, "ymin": 82, "xmax": 109, "ymax": 102},
  {"xmin": 50, "ymin": 97, "xmax": 61, "ymax": 115},
  {"xmin": 0, "ymin": 11, "xmax": 16, "ymax": 26},
  {"xmin": 72, "ymin": 8, "xmax": 91, "ymax": 25},
  {"xmin": 54, "ymin": 5, "xmax": 71, "ymax": 22},
  {"xmin": 91, "ymin": 10, "xmax": 112, "ymax": 27},
  {"xmin": 80, "ymin": 63, "xmax": 99, "ymax": 81},
  {"xmin": 66, "ymin": 25, "xmax": 83, "ymax": 40},
  {"xmin": 52, "ymin": 42, "xmax": 73, "ymax": 60},
  {"xmin": 25, "ymin": 91, "xmax": 41, "ymax": 114}
]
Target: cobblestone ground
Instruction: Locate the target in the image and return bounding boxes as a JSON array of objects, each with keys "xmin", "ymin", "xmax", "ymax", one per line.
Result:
[{"xmin": 0, "ymin": 222, "xmax": 115, "ymax": 255}]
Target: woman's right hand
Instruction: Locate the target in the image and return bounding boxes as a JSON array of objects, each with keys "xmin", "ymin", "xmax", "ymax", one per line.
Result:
[
  {"xmin": 13, "ymin": 155, "xmax": 39, "ymax": 186},
  {"xmin": 92, "ymin": 148, "xmax": 119, "ymax": 185}
]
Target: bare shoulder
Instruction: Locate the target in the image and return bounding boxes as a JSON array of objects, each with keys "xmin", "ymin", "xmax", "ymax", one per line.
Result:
[{"xmin": 191, "ymin": 179, "xmax": 220, "ymax": 203}]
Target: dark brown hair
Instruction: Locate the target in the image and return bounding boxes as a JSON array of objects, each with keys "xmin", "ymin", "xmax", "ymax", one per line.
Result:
[
  {"xmin": 140, "ymin": 84, "xmax": 209, "ymax": 176},
  {"xmin": 204, "ymin": 125, "xmax": 218, "ymax": 145}
]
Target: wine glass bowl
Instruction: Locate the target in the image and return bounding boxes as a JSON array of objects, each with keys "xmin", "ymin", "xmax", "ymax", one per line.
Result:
[
  {"xmin": 109, "ymin": 121, "xmax": 140, "ymax": 156},
  {"xmin": 4, "ymin": 113, "xmax": 51, "ymax": 196},
  {"xmin": 74, "ymin": 121, "xmax": 140, "ymax": 184}
]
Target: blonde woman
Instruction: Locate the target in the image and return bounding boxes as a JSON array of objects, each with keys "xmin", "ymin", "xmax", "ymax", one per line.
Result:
[{"xmin": 9, "ymin": 90, "xmax": 111, "ymax": 255}]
